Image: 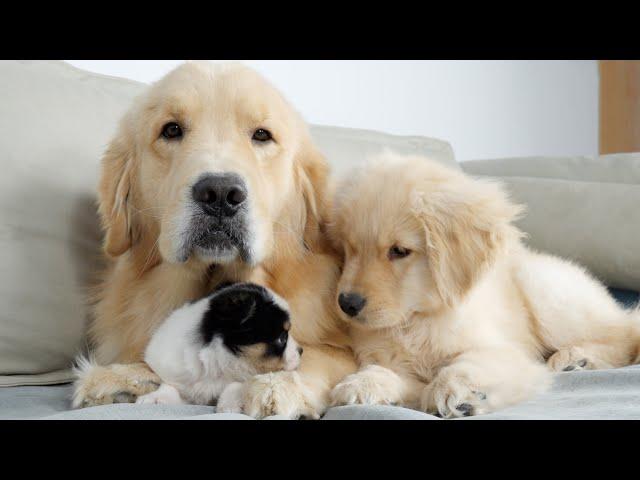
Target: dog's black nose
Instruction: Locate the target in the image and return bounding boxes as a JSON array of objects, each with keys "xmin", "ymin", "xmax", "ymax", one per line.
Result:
[
  {"xmin": 192, "ymin": 173, "xmax": 247, "ymax": 216},
  {"xmin": 338, "ymin": 292, "xmax": 366, "ymax": 317}
]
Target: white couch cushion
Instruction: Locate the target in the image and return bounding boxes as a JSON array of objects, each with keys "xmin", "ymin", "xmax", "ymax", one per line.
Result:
[
  {"xmin": 462, "ymin": 155, "xmax": 640, "ymax": 291},
  {"xmin": 0, "ymin": 61, "xmax": 144, "ymax": 386},
  {"xmin": 311, "ymin": 125, "xmax": 457, "ymax": 173},
  {"xmin": 0, "ymin": 60, "xmax": 455, "ymax": 385}
]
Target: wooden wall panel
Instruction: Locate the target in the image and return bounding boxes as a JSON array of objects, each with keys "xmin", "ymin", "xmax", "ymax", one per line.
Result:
[{"xmin": 599, "ymin": 60, "xmax": 640, "ymax": 154}]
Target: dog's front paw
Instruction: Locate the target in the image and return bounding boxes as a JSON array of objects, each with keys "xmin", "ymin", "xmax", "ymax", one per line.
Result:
[
  {"xmin": 216, "ymin": 382, "xmax": 245, "ymax": 414},
  {"xmin": 330, "ymin": 365, "xmax": 402, "ymax": 407},
  {"xmin": 420, "ymin": 369, "xmax": 488, "ymax": 418},
  {"xmin": 72, "ymin": 358, "xmax": 161, "ymax": 408},
  {"xmin": 243, "ymin": 371, "xmax": 323, "ymax": 419},
  {"xmin": 136, "ymin": 384, "xmax": 183, "ymax": 405},
  {"xmin": 547, "ymin": 347, "xmax": 593, "ymax": 372}
]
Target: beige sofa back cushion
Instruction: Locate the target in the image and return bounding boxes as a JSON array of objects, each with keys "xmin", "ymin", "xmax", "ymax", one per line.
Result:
[
  {"xmin": 0, "ymin": 60, "xmax": 455, "ymax": 385},
  {"xmin": 0, "ymin": 61, "xmax": 145, "ymax": 385},
  {"xmin": 311, "ymin": 125, "xmax": 457, "ymax": 173},
  {"xmin": 462, "ymin": 155, "xmax": 640, "ymax": 291}
]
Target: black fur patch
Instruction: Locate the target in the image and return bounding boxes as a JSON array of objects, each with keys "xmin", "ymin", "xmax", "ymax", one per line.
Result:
[{"xmin": 200, "ymin": 283, "xmax": 290, "ymax": 356}]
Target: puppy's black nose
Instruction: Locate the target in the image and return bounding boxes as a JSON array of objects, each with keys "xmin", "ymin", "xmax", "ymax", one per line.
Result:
[
  {"xmin": 338, "ymin": 292, "xmax": 366, "ymax": 317},
  {"xmin": 297, "ymin": 346, "xmax": 304, "ymax": 356},
  {"xmin": 192, "ymin": 173, "xmax": 248, "ymax": 216}
]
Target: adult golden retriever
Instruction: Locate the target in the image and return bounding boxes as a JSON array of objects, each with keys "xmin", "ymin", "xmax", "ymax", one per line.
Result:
[
  {"xmin": 328, "ymin": 152, "xmax": 639, "ymax": 418},
  {"xmin": 73, "ymin": 62, "xmax": 356, "ymax": 419}
]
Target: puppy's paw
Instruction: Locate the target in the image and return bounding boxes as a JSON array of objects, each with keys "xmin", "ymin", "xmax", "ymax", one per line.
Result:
[
  {"xmin": 420, "ymin": 369, "xmax": 488, "ymax": 419},
  {"xmin": 243, "ymin": 371, "xmax": 323, "ymax": 419},
  {"xmin": 72, "ymin": 358, "xmax": 161, "ymax": 408},
  {"xmin": 547, "ymin": 347, "xmax": 592, "ymax": 372},
  {"xmin": 330, "ymin": 365, "xmax": 402, "ymax": 407},
  {"xmin": 136, "ymin": 384, "xmax": 183, "ymax": 405},
  {"xmin": 216, "ymin": 382, "xmax": 245, "ymax": 414}
]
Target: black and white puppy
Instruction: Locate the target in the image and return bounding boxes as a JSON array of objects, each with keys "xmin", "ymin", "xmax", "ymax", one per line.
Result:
[{"xmin": 136, "ymin": 283, "xmax": 302, "ymax": 412}]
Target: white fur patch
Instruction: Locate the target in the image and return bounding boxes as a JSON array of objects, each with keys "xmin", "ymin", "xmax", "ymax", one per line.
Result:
[
  {"xmin": 216, "ymin": 382, "xmax": 246, "ymax": 413},
  {"xmin": 143, "ymin": 289, "xmax": 295, "ymax": 407},
  {"xmin": 71, "ymin": 354, "xmax": 100, "ymax": 409},
  {"xmin": 136, "ymin": 383, "xmax": 184, "ymax": 405}
]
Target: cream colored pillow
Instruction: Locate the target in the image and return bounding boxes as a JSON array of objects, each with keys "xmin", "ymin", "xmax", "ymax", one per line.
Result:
[
  {"xmin": 462, "ymin": 155, "xmax": 640, "ymax": 291},
  {"xmin": 0, "ymin": 61, "xmax": 144, "ymax": 385},
  {"xmin": 311, "ymin": 124, "xmax": 458, "ymax": 174}
]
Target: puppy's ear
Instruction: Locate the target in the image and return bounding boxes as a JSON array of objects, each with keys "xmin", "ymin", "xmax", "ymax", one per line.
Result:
[
  {"xmin": 295, "ymin": 139, "xmax": 331, "ymax": 249},
  {"xmin": 97, "ymin": 125, "xmax": 137, "ymax": 257},
  {"xmin": 208, "ymin": 288, "xmax": 258, "ymax": 326},
  {"xmin": 411, "ymin": 176, "xmax": 524, "ymax": 307}
]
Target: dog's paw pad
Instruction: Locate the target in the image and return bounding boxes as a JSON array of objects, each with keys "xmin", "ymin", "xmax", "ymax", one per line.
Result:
[
  {"xmin": 114, "ymin": 391, "xmax": 137, "ymax": 403},
  {"xmin": 455, "ymin": 403, "xmax": 474, "ymax": 417},
  {"xmin": 422, "ymin": 374, "xmax": 489, "ymax": 419},
  {"xmin": 547, "ymin": 347, "xmax": 594, "ymax": 372},
  {"xmin": 472, "ymin": 390, "xmax": 487, "ymax": 400},
  {"xmin": 297, "ymin": 412, "xmax": 321, "ymax": 420},
  {"xmin": 454, "ymin": 391, "xmax": 487, "ymax": 417},
  {"xmin": 562, "ymin": 358, "xmax": 588, "ymax": 372}
]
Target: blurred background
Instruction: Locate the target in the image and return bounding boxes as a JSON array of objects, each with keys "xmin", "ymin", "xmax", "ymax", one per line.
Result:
[{"xmin": 66, "ymin": 60, "xmax": 639, "ymax": 162}]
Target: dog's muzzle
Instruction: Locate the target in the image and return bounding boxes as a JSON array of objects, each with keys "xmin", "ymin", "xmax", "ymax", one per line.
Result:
[
  {"xmin": 192, "ymin": 173, "xmax": 248, "ymax": 216},
  {"xmin": 178, "ymin": 172, "xmax": 253, "ymax": 263}
]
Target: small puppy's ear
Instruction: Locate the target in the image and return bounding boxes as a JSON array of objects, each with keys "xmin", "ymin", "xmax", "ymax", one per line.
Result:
[
  {"xmin": 208, "ymin": 288, "xmax": 257, "ymax": 326},
  {"xmin": 411, "ymin": 176, "xmax": 523, "ymax": 307},
  {"xmin": 97, "ymin": 124, "xmax": 137, "ymax": 257}
]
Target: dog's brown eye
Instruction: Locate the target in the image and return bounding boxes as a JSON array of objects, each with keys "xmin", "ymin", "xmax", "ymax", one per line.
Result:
[
  {"xmin": 388, "ymin": 245, "xmax": 411, "ymax": 260},
  {"xmin": 161, "ymin": 122, "xmax": 183, "ymax": 140},
  {"xmin": 252, "ymin": 128, "xmax": 272, "ymax": 142}
]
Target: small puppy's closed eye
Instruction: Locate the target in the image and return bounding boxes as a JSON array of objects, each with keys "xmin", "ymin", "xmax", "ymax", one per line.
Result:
[{"xmin": 138, "ymin": 282, "xmax": 302, "ymax": 407}]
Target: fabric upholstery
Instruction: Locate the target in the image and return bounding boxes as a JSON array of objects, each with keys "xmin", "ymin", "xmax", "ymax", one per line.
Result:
[
  {"xmin": 4, "ymin": 365, "xmax": 640, "ymax": 420},
  {"xmin": 461, "ymin": 155, "xmax": 640, "ymax": 291}
]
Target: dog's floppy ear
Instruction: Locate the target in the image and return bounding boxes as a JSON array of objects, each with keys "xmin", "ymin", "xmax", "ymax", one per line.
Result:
[
  {"xmin": 295, "ymin": 139, "xmax": 331, "ymax": 249},
  {"xmin": 97, "ymin": 125, "xmax": 137, "ymax": 257},
  {"xmin": 411, "ymin": 176, "xmax": 524, "ymax": 307},
  {"xmin": 207, "ymin": 286, "xmax": 258, "ymax": 326}
]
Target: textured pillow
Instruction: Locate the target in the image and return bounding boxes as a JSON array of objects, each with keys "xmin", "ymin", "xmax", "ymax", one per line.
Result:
[
  {"xmin": 311, "ymin": 124, "xmax": 458, "ymax": 174},
  {"xmin": 0, "ymin": 60, "xmax": 456, "ymax": 386},
  {"xmin": 0, "ymin": 61, "xmax": 144, "ymax": 386},
  {"xmin": 461, "ymin": 155, "xmax": 640, "ymax": 291}
]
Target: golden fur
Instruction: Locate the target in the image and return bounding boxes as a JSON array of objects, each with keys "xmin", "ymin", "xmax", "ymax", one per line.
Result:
[
  {"xmin": 73, "ymin": 62, "xmax": 356, "ymax": 417},
  {"xmin": 328, "ymin": 152, "xmax": 640, "ymax": 417}
]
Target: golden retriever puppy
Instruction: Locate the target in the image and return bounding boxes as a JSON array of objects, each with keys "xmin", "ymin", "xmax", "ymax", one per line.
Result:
[
  {"xmin": 72, "ymin": 62, "xmax": 356, "ymax": 419},
  {"xmin": 328, "ymin": 152, "xmax": 639, "ymax": 418}
]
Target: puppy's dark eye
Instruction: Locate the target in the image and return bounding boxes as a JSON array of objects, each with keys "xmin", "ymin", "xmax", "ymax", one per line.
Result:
[
  {"xmin": 273, "ymin": 331, "xmax": 288, "ymax": 347},
  {"xmin": 252, "ymin": 128, "xmax": 273, "ymax": 142},
  {"xmin": 388, "ymin": 245, "xmax": 411, "ymax": 260},
  {"xmin": 161, "ymin": 122, "xmax": 183, "ymax": 140}
]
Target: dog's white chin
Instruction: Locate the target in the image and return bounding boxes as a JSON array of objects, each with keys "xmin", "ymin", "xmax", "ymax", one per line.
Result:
[
  {"xmin": 160, "ymin": 240, "xmax": 241, "ymax": 266},
  {"xmin": 193, "ymin": 245, "xmax": 240, "ymax": 264},
  {"xmin": 162, "ymin": 215, "xmax": 268, "ymax": 266}
]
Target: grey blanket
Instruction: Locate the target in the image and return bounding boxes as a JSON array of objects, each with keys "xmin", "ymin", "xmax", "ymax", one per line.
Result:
[{"xmin": 2, "ymin": 365, "xmax": 640, "ymax": 419}]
